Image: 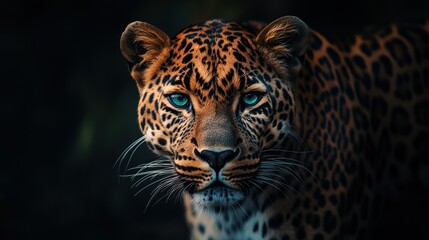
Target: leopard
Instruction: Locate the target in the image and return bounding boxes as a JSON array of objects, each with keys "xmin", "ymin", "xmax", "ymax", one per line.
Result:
[{"xmin": 119, "ymin": 16, "xmax": 429, "ymax": 239}]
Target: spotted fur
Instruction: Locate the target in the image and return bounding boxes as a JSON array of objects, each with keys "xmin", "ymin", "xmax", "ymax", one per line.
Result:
[{"xmin": 120, "ymin": 16, "xmax": 429, "ymax": 239}]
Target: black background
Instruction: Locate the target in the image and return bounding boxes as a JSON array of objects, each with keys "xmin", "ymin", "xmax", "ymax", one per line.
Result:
[{"xmin": 2, "ymin": 0, "xmax": 429, "ymax": 239}]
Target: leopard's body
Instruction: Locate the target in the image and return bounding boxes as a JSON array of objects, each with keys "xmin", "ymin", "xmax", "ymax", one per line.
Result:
[{"xmin": 120, "ymin": 16, "xmax": 429, "ymax": 239}]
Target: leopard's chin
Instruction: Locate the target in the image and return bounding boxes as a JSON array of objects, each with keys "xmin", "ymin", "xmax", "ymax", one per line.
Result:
[{"xmin": 190, "ymin": 182, "xmax": 245, "ymax": 207}]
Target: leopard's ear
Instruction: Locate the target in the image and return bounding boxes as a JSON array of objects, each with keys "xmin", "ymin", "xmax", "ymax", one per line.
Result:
[
  {"xmin": 120, "ymin": 21, "xmax": 170, "ymax": 87},
  {"xmin": 256, "ymin": 16, "xmax": 311, "ymax": 78}
]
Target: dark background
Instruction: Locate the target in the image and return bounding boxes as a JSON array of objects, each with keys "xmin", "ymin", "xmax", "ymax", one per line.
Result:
[{"xmin": 2, "ymin": 0, "xmax": 429, "ymax": 239}]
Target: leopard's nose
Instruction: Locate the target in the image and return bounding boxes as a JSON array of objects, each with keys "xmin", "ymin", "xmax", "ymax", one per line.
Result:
[{"xmin": 194, "ymin": 149, "xmax": 239, "ymax": 173}]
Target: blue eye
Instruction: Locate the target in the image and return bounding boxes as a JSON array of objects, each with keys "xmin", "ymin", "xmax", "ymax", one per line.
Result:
[
  {"xmin": 241, "ymin": 92, "xmax": 262, "ymax": 106},
  {"xmin": 167, "ymin": 93, "xmax": 190, "ymax": 109}
]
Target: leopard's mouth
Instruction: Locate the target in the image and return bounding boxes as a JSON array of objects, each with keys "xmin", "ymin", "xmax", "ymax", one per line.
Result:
[
  {"xmin": 190, "ymin": 180, "xmax": 245, "ymax": 207},
  {"xmin": 198, "ymin": 180, "xmax": 238, "ymax": 194}
]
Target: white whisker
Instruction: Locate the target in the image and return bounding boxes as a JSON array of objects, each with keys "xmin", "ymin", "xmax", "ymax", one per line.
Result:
[
  {"xmin": 262, "ymin": 156, "xmax": 317, "ymax": 181},
  {"xmin": 114, "ymin": 136, "xmax": 146, "ymax": 181},
  {"xmin": 254, "ymin": 177, "xmax": 291, "ymax": 202},
  {"xmin": 249, "ymin": 179, "xmax": 271, "ymax": 201},
  {"xmin": 261, "ymin": 148, "xmax": 314, "ymax": 154}
]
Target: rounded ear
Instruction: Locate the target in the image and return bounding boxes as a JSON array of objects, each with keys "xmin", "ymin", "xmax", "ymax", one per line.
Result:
[
  {"xmin": 120, "ymin": 21, "xmax": 170, "ymax": 86},
  {"xmin": 256, "ymin": 16, "xmax": 311, "ymax": 78}
]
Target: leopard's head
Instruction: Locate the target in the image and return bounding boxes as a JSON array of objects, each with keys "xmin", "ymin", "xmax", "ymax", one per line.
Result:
[{"xmin": 120, "ymin": 16, "xmax": 310, "ymax": 207}]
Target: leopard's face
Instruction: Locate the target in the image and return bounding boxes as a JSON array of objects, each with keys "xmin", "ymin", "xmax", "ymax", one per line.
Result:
[{"xmin": 121, "ymin": 17, "xmax": 310, "ymax": 207}]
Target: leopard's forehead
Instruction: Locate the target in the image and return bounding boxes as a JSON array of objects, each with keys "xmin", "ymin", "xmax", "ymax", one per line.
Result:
[
  {"xmin": 164, "ymin": 20, "xmax": 269, "ymax": 105},
  {"xmin": 173, "ymin": 19, "xmax": 254, "ymax": 45}
]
